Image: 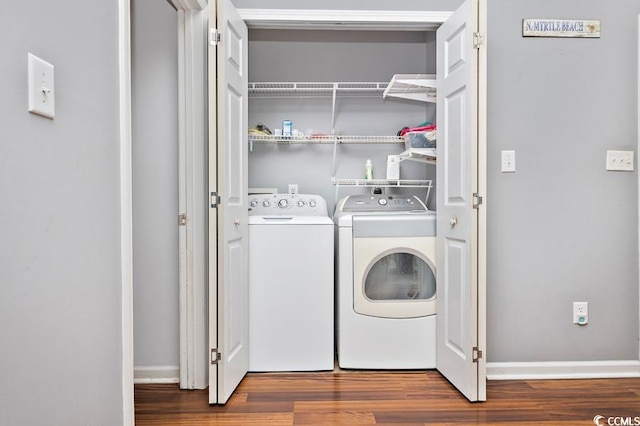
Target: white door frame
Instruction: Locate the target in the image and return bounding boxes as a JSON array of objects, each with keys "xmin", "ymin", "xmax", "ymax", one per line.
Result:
[
  {"xmin": 121, "ymin": 0, "xmax": 210, "ymax": 411},
  {"xmin": 173, "ymin": 5, "xmax": 455, "ymax": 390},
  {"xmin": 171, "ymin": 0, "xmax": 210, "ymax": 390},
  {"xmin": 235, "ymin": 9, "xmax": 451, "ymax": 30},
  {"xmin": 478, "ymin": 0, "xmax": 488, "ymax": 397},
  {"xmin": 119, "ymin": 0, "xmax": 134, "ymax": 424}
]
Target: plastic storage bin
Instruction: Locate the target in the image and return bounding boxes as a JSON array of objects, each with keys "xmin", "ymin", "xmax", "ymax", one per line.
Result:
[{"xmin": 404, "ymin": 131, "xmax": 436, "ymax": 150}]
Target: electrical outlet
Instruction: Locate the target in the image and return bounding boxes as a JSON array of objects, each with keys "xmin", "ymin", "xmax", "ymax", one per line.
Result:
[
  {"xmin": 573, "ymin": 302, "xmax": 588, "ymax": 325},
  {"xmin": 288, "ymin": 184, "xmax": 298, "ymax": 194},
  {"xmin": 606, "ymin": 150, "xmax": 634, "ymax": 171},
  {"xmin": 501, "ymin": 150, "xmax": 516, "ymax": 173}
]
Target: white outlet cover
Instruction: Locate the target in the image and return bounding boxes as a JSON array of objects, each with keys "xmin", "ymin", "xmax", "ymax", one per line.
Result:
[
  {"xmin": 28, "ymin": 53, "xmax": 55, "ymax": 119},
  {"xmin": 606, "ymin": 150, "xmax": 634, "ymax": 171},
  {"xmin": 501, "ymin": 150, "xmax": 516, "ymax": 173},
  {"xmin": 573, "ymin": 301, "xmax": 588, "ymax": 324}
]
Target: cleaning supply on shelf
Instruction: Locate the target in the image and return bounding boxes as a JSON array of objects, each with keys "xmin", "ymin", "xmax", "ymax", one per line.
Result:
[
  {"xmin": 365, "ymin": 159, "xmax": 373, "ymax": 180},
  {"xmin": 282, "ymin": 120, "xmax": 293, "ymax": 137},
  {"xmin": 249, "ymin": 122, "xmax": 272, "ymax": 136}
]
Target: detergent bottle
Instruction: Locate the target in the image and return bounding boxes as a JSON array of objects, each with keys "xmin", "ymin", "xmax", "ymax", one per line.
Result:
[{"xmin": 365, "ymin": 159, "xmax": 373, "ymax": 180}]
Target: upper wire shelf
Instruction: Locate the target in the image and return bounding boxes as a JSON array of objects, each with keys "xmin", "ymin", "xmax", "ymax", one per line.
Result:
[
  {"xmin": 248, "ymin": 82, "xmax": 389, "ymax": 98},
  {"xmin": 249, "ymin": 134, "xmax": 404, "ymax": 144}
]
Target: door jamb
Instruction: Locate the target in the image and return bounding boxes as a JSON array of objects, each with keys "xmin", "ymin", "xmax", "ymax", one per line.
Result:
[
  {"xmin": 172, "ymin": 0, "xmax": 209, "ymax": 390},
  {"xmin": 236, "ymin": 9, "xmax": 450, "ymax": 30},
  {"xmin": 119, "ymin": 0, "xmax": 134, "ymax": 423},
  {"xmin": 477, "ymin": 0, "xmax": 488, "ymax": 400}
]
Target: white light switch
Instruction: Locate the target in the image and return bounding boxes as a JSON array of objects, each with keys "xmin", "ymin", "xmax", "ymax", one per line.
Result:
[
  {"xmin": 28, "ymin": 53, "xmax": 55, "ymax": 119},
  {"xmin": 501, "ymin": 150, "xmax": 516, "ymax": 173}
]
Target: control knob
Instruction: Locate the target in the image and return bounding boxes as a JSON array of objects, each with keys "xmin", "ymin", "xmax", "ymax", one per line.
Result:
[
  {"xmin": 378, "ymin": 198, "xmax": 388, "ymax": 206},
  {"xmin": 297, "ymin": 200, "xmax": 306, "ymax": 207},
  {"xmin": 309, "ymin": 200, "xmax": 317, "ymax": 208},
  {"xmin": 250, "ymin": 199, "xmax": 258, "ymax": 207},
  {"xmin": 262, "ymin": 200, "xmax": 270, "ymax": 207},
  {"xmin": 278, "ymin": 198, "xmax": 289, "ymax": 208}
]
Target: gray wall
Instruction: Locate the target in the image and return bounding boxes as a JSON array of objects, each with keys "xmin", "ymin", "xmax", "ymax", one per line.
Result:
[
  {"xmin": 0, "ymin": 1, "xmax": 124, "ymax": 425},
  {"xmin": 131, "ymin": 0, "xmax": 180, "ymax": 374},
  {"xmin": 486, "ymin": 0, "xmax": 640, "ymax": 361}
]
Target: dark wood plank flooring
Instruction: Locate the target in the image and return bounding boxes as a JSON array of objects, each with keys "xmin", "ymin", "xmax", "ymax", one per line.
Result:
[{"xmin": 135, "ymin": 370, "xmax": 640, "ymax": 425}]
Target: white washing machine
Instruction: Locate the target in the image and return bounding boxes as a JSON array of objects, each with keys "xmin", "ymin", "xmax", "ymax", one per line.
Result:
[
  {"xmin": 334, "ymin": 194, "xmax": 436, "ymax": 369},
  {"xmin": 248, "ymin": 193, "xmax": 334, "ymax": 372}
]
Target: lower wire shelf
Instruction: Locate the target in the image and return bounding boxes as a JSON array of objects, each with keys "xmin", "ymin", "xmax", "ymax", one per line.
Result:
[{"xmin": 331, "ymin": 178, "xmax": 432, "ymax": 187}]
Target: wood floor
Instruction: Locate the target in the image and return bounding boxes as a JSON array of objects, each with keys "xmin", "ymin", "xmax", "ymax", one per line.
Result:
[{"xmin": 135, "ymin": 370, "xmax": 640, "ymax": 425}]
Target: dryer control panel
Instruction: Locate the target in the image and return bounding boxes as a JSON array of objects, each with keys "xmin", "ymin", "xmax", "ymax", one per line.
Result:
[
  {"xmin": 248, "ymin": 194, "xmax": 329, "ymax": 216},
  {"xmin": 340, "ymin": 195, "xmax": 427, "ymax": 212}
]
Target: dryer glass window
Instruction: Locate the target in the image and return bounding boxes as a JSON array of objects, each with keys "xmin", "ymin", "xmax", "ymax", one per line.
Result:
[{"xmin": 364, "ymin": 252, "xmax": 435, "ymax": 301}]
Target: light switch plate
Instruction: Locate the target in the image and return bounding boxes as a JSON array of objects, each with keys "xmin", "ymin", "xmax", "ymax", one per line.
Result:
[
  {"xmin": 28, "ymin": 53, "xmax": 55, "ymax": 119},
  {"xmin": 606, "ymin": 150, "xmax": 634, "ymax": 171}
]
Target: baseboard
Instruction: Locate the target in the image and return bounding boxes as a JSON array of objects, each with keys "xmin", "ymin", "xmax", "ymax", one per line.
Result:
[
  {"xmin": 487, "ymin": 360, "xmax": 640, "ymax": 380},
  {"xmin": 134, "ymin": 366, "xmax": 180, "ymax": 384},
  {"xmin": 134, "ymin": 362, "xmax": 640, "ymax": 383}
]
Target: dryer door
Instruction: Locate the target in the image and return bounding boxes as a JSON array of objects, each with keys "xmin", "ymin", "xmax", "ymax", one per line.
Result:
[{"xmin": 353, "ymin": 236, "xmax": 436, "ymax": 319}]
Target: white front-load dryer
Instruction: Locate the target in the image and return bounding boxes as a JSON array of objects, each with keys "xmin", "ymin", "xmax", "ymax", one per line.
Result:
[{"xmin": 334, "ymin": 195, "xmax": 436, "ymax": 369}]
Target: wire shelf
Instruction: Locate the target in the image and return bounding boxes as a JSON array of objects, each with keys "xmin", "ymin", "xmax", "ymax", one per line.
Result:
[
  {"xmin": 399, "ymin": 148, "xmax": 437, "ymax": 164},
  {"xmin": 331, "ymin": 178, "xmax": 433, "ymax": 188},
  {"xmin": 248, "ymin": 82, "xmax": 389, "ymax": 98},
  {"xmin": 383, "ymin": 74, "xmax": 437, "ymax": 103},
  {"xmin": 249, "ymin": 134, "xmax": 405, "ymax": 144}
]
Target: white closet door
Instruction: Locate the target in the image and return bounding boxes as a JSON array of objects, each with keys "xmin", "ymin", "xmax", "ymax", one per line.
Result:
[
  {"xmin": 208, "ymin": 0, "xmax": 249, "ymax": 405},
  {"xmin": 436, "ymin": 0, "xmax": 487, "ymax": 402}
]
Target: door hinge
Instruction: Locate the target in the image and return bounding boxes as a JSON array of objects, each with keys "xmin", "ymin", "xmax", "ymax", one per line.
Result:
[
  {"xmin": 473, "ymin": 32, "xmax": 485, "ymax": 49},
  {"xmin": 472, "ymin": 346, "xmax": 483, "ymax": 363},
  {"xmin": 210, "ymin": 28, "xmax": 221, "ymax": 46},
  {"xmin": 210, "ymin": 192, "xmax": 221, "ymax": 208},
  {"xmin": 473, "ymin": 193, "xmax": 483, "ymax": 209},
  {"xmin": 211, "ymin": 348, "xmax": 221, "ymax": 364},
  {"xmin": 178, "ymin": 213, "xmax": 187, "ymax": 226}
]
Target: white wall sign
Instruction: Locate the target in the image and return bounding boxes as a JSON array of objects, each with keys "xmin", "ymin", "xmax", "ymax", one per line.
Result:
[{"xmin": 523, "ymin": 19, "xmax": 600, "ymax": 38}]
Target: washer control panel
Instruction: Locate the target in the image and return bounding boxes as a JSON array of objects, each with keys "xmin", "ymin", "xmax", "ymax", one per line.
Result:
[
  {"xmin": 248, "ymin": 194, "xmax": 328, "ymax": 216},
  {"xmin": 341, "ymin": 195, "xmax": 427, "ymax": 212}
]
